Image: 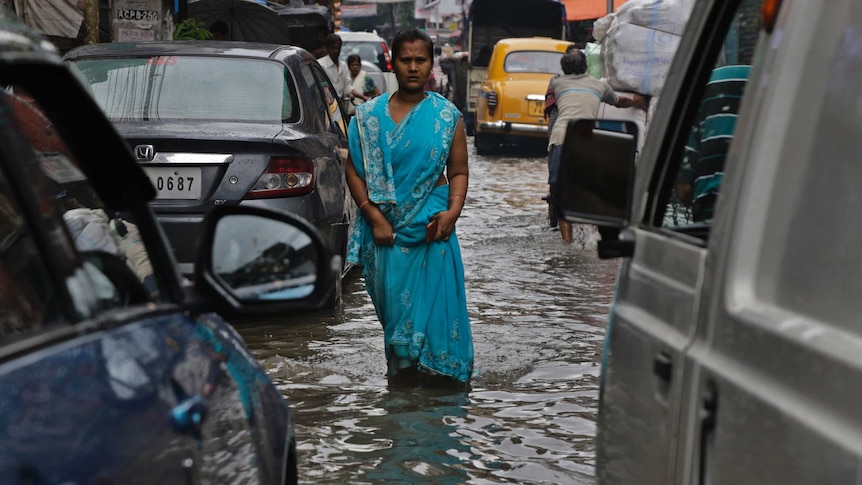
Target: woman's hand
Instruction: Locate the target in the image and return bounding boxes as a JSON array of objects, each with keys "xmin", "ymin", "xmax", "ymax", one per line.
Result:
[
  {"xmin": 433, "ymin": 210, "xmax": 460, "ymax": 242},
  {"xmin": 371, "ymin": 219, "xmax": 397, "ymax": 246}
]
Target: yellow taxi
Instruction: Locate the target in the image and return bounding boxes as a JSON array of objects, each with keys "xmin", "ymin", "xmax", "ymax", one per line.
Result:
[{"xmin": 474, "ymin": 37, "xmax": 572, "ymax": 155}]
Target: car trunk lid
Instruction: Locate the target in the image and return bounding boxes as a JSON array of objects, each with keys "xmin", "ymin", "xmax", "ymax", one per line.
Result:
[{"xmin": 114, "ymin": 121, "xmax": 300, "ymax": 212}]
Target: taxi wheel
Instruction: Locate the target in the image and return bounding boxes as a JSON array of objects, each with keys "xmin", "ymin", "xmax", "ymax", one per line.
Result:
[{"xmin": 474, "ymin": 132, "xmax": 498, "ymax": 155}]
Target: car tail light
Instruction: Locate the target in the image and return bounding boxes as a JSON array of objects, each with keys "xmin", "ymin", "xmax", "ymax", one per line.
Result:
[
  {"xmin": 246, "ymin": 157, "xmax": 314, "ymax": 198},
  {"xmin": 488, "ymin": 91, "xmax": 498, "ymax": 115},
  {"xmin": 382, "ymin": 42, "xmax": 392, "ymax": 71}
]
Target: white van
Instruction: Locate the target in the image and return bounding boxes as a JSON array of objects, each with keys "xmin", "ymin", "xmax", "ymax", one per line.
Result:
[
  {"xmin": 554, "ymin": 0, "xmax": 862, "ymax": 482},
  {"xmin": 337, "ymin": 31, "xmax": 397, "ymax": 94}
]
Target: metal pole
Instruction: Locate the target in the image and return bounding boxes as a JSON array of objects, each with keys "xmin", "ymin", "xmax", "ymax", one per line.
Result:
[
  {"xmin": 607, "ymin": 0, "xmax": 613, "ymax": 14},
  {"xmin": 84, "ymin": 0, "xmax": 98, "ymax": 44}
]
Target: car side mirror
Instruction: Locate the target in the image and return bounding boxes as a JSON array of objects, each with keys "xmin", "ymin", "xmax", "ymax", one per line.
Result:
[
  {"xmin": 552, "ymin": 118, "xmax": 639, "ymax": 259},
  {"xmin": 195, "ymin": 205, "xmax": 339, "ymax": 316}
]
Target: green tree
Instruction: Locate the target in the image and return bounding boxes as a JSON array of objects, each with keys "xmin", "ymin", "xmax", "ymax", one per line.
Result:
[{"xmin": 173, "ymin": 18, "xmax": 214, "ymax": 41}]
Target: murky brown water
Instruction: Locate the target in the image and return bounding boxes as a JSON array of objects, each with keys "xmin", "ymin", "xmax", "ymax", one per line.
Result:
[{"xmin": 235, "ymin": 142, "xmax": 620, "ymax": 484}]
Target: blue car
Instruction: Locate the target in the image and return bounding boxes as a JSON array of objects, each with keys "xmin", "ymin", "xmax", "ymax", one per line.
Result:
[{"xmin": 0, "ymin": 8, "xmax": 336, "ymax": 484}]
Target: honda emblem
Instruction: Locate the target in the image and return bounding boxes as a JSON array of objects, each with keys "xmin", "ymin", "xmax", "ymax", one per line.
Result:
[{"xmin": 134, "ymin": 144, "xmax": 155, "ymax": 162}]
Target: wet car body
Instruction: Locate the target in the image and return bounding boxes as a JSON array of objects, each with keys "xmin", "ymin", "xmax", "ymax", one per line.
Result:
[
  {"xmin": 0, "ymin": 9, "xmax": 337, "ymax": 483},
  {"xmin": 64, "ymin": 41, "xmax": 352, "ymax": 280},
  {"xmin": 474, "ymin": 37, "xmax": 571, "ymax": 154}
]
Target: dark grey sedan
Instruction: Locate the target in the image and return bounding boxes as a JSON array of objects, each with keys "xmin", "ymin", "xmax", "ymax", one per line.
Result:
[{"xmin": 65, "ymin": 41, "xmax": 353, "ymax": 301}]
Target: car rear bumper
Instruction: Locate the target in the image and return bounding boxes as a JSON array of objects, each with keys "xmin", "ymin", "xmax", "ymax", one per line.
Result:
[{"xmin": 477, "ymin": 120, "xmax": 548, "ymax": 137}]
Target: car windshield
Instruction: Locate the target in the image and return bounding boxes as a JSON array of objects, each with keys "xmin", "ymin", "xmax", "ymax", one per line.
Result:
[
  {"xmin": 504, "ymin": 51, "xmax": 564, "ymax": 74},
  {"xmin": 69, "ymin": 56, "xmax": 297, "ymax": 123}
]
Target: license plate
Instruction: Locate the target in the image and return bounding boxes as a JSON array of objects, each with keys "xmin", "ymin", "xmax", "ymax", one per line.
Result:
[
  {"xmin": 144, "ymin": 167, "xmax": 201, "ymax": 199},
  {"xmin": 528, "ymin": 100, "xmax": 545, "ymax": 117}
]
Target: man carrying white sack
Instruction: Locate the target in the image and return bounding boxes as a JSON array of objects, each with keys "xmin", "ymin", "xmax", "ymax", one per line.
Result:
[{"xmin": 547, "ymin": 50, "xmax": 646, "ymax": 242}]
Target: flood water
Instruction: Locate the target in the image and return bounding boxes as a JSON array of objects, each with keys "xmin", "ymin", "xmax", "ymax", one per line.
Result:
[{"xmin": 235, "ymin": 142, "xmax": 620, "ymax": 484}]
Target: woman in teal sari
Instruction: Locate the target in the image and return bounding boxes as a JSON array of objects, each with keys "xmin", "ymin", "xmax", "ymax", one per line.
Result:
[{"xmin": 345, "ymin": 27, "xmax": 473, "ymax": 384}]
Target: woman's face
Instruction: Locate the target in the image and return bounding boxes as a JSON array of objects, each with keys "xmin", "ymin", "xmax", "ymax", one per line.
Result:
[
  {"xmin": 348, "ymin": 60, "xmax": 361, "ymax": 77},
  {"xmin": 393, "ymin": 39, "xmax": 432, "ymax": 94}
]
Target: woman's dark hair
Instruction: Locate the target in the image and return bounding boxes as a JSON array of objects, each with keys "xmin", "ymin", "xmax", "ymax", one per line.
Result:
[
  {"xmin": 347, "ymin": 54, "xmax": 361, "ymax": 66},
  {"xmin": 391, "ymin": 27, "xmax": 434, "ymax": 59},
  {"xmin": 561, "ymin": 50, "xmax": 587, "ymax": 75}
]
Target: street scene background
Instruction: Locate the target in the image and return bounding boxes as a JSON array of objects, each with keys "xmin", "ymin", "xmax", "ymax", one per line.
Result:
[{"xmin": 236, "ymin": 141, "xmax": 620, "ymax": 484}]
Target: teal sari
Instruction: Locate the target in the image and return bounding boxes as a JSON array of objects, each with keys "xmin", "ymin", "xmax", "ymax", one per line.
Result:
[{"xmin": 347, "ymin": 92, "xmax": 473, "ymax": 383}]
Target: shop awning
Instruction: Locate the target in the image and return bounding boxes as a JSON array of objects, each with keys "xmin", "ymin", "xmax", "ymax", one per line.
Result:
[{"xmin": 562, "ymin": 0, "xmax": 627, "ymax": 21}]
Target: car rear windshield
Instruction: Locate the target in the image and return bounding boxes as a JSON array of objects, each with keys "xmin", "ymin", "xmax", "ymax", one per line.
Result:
[
  {"xmin": 504, "ymin": 51, "xmax": 564, "ymax": 74},
  {"xmin": 340, "ymin": 41, "xmax": 388, "ymax": 71},
  {"xmin": 70, "ymin": 56, "xmax": 298, "ymax": 123}
]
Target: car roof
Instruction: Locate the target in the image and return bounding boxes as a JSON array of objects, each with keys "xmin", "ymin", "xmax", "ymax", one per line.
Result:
[
  {"xmin": 64, "ymin": 40, "xmax": 312, "ymax": 61},
  {"xmin": 337, "ymin": 31, "xmax": 386, "ymax": 42},
  {"xmin": 494, "ymin": 37, "xmax": 572, "ymax": 51}
]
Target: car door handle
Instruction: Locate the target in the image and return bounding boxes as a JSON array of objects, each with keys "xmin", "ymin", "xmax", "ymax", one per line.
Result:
[
  {"xmin": 698, "ymin": 382, "xmax": 718, "ymax": 485},
  {"xmin": 171, "ymin": 396, "xmax": 208, "ymax": 435},
  {"xmin": 653, "ymin": 351, "xmax": 673, "ymax": 383}
]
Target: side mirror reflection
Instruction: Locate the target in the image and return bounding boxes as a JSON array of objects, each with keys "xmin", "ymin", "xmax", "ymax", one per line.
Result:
[{"xmin": 211, "ymin": 214, "xmax": 318, "ymax": 301}]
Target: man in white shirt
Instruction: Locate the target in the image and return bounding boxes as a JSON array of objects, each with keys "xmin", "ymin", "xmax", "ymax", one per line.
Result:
[{"xmin": 317, "ymin": 33, "xmax": 351, "ymax": 101}]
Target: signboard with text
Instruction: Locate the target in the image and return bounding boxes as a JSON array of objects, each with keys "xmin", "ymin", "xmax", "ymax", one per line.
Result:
[
  {"xmin": 342, "ymin": 4, "xmax": 377, "ymax": 18},
  {"xmin": 111, "ymin": 0, "xmax": 172, "ymax": 42}
]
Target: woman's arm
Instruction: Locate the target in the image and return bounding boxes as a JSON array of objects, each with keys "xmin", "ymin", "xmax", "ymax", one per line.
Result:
[
  {"xmin": 433, "ymin": 117, "xmax": 468, "ymax": 241},
  {"xmin": 345, "ymin": 154, "xmax": 396, "ymax": 245}
]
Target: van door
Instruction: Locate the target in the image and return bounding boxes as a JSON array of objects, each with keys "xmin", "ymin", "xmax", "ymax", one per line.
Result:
[
  {"xmin": 594, "ymin": 0, "xmax": 763, "ymax": 483},
  {"xmin": 681, "ymin": 1, "xmax": 862, "ymax": 483}
]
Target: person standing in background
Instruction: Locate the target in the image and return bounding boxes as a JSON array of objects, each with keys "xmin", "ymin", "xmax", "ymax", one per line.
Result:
[
  {"xmin": 317, "ymin": 33, "xmax": 351, "ymax": 101},
  {"xmin": 344, "ymin": 27, "xmax": 474, "ymax": 386},
  {"xmin": 543, "ymin": 43, "xmax": 580, "ymax": 139},
  {"xmin": 346, "ymin": 54, "xmax": 380, "ymax": 116},
  {"xmin": 675, "ymin": 64, "xmax": 751, "ymax": 222}
]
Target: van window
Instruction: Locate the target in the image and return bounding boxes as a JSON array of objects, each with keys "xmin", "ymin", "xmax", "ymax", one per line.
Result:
[{"xmin": 660, "ymin": 0, "xmax": 762, "ymax": 235}]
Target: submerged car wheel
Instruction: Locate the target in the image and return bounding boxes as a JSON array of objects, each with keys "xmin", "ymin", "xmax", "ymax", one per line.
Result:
[{"xmin": 474, "ymin": 131, "xmax": 498, "ymax": 155}]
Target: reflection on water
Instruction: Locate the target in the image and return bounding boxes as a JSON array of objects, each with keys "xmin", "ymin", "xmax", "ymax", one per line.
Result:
[{"xmin": 235, "ymin": 145, "xmax": 619, "ymax": 484}]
